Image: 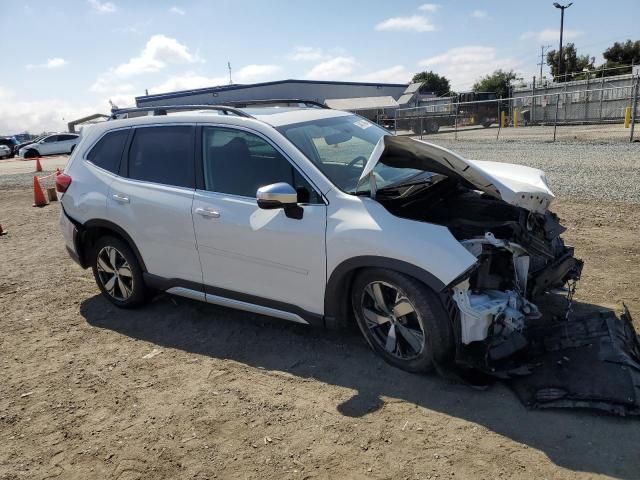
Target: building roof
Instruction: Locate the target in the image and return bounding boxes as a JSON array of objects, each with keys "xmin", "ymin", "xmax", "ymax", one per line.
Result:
[
  {"xmin": 404, "ymin": 82, "xmax": 422, "ymax": 94},
  {"xmin": 324, "ymin": 96, "xmax": 399, "ymax": 111},
  {"xmin": 136, "ymin": 78, "xmax": 408, "ymax": 104},
  {"xmin": 397, "ymin": 93, "xmax": 417, "ymax": 105}
]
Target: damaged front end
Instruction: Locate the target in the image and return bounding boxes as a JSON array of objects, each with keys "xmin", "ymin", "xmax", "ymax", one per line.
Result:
[{"xmin": 367, "ymin": 136, "xmax": 640, "ymax": 416}]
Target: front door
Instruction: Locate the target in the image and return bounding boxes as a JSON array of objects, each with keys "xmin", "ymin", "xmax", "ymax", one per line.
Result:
[{"xmin": 192, "ymin": 126, "xmax": 327, "ymax": 316}]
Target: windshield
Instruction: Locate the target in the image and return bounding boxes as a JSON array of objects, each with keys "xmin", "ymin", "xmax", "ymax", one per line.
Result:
[{"xmin": 278, "ymin": 115, "xmax": 420, "ymax": 194}]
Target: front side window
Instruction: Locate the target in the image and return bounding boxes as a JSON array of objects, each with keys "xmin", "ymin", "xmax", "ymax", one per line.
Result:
[
  {"xmin": 87, "ymin": 129, "xmax": 128, "ymax": 173},
  {"xmin": 202, "ymin": 127, "xmax": 320, "ymax": 203},
  {"xmin": 43, "ymin": 135, "xmax": 58, "ymax": 143},
  {"xmin": 278, "ymin": 115, "xmax": 418, "ymax": 194},
  {"xmin": 127, "ymin": 126, "xmax": 194, "ymax": 188}
]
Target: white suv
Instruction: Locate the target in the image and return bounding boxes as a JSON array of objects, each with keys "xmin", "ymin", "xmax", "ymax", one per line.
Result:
[
  {"xmin": 58, "ymin": 104, "xmax": 583, "ymax": 374},
  {"xmin": 19, "ymin": 133, "xmax": 79, "ymax": 158}
]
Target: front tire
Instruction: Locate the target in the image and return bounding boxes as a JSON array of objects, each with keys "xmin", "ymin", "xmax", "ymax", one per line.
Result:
[
  {"xmin": 24, "ymin": 149, "xmax": 38, "ymax": 159},
  {"xmin": 351, "ymin": 269, "xmax": 454, "ymax": 373},
  {"xmin": 91, "ymin": 236, "xmax": 149, "ymax": 308}
]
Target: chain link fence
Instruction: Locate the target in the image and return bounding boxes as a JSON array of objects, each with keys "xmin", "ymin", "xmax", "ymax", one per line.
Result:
[{"xmin": 389, "ymin": 74, "xmax": 639, "ymax": 142}]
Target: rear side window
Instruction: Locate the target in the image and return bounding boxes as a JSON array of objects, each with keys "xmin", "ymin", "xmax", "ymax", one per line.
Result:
[
  {"xmin": 127, "ymin": 126, "xmax": 194, "ymax": 188},
  {"xmin": 87, "ymin": 130, "xmax": 128, "ymax": 173}
]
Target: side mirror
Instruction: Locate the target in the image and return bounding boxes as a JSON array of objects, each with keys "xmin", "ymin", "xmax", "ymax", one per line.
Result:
[{"xmin": 256, "ymin": 182, "xmax": 303, "ymax": 219}]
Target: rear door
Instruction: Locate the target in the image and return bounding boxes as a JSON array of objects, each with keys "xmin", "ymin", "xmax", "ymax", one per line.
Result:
[
  {"xmin": 38, "ymin": 135, "xmax": 59, "ymax": 155},
  {"xmin": 192, "ymin": 125, "xmax": 327, "ymax": 316},
  {"xmin": 107, "ymin": 124, "xmax": 202, "ymax": 284}
]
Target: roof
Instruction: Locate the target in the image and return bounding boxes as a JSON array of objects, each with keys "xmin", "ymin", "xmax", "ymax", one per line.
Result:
[
  {"xmin": 397, "ymin": 93, "xmax": 416, "ymax": 105},
  {"xmin": 136, "ymin": 78, "xmax": 408, "ymax": 104},
  {"xmin": 324, "ymin": 96, "xmax": 399, "ymax": 111},
  {"xmin": 248, "ymin": 107, "xmax": 352, "ymax": 127},
  {"xmin": 404, "ymin": 82, "xmax": 422, "ymax": 94}
]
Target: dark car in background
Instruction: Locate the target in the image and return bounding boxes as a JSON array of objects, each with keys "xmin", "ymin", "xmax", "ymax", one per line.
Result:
[{"xmin": 0, "ymin": 137, "xmax": 19, "ymax": 158}]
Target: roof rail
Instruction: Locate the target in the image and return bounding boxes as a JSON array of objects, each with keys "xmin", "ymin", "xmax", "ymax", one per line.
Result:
[
  {"xmin": 109, "ymin": 104, "xmax": 253, "ymax": 119},
  {"xmin": 226, "ymin": 99, "xmax": 329, "ymax": 109}
]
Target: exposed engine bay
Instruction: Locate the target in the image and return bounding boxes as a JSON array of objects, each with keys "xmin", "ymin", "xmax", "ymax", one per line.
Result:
[{"xmin": 376, "ymin": 172, "xmax": 640, "ymax": 416}]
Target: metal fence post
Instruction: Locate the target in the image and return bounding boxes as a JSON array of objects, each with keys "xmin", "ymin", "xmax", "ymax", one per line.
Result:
[
  {"xmin": 454, "ymin": 102, "xmax": 459, "ymax": 140},
  {"xmin": 599, "ymin": 69, "xmax": 605, "ymax": 121},
  {"xmin": 531, "ymin": 76, "xmax": 536, "ymax": 124},
  {"xmin": 553, "ymin": 92, "xmax": 560, "ymax": 142},
  {"xmin": 630, "ymin": 74, "xmax": 638, "ymax": 143},
  {"xmin": 420, "ymin": 116, "xmax": 423, "ymax": 140},
  {"xmin": 496, "ymin": 98, "xmax": 501, "ymax": 140}
]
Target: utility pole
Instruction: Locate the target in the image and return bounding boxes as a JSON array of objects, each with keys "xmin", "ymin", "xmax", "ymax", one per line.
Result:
[
  {"xmin": 228, "ymin": 62, "xmax": 233, "ymax": 85},
  {"xmin": 553, "ymin": 3, "xmax": 573, "ymax": 82},
  {"xmin": 538, "ymin": 45, "xmax": 552, "ymax": 83}
]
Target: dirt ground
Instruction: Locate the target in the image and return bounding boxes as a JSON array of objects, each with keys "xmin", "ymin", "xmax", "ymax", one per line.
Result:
[{"xmin": 1, "ymin": 184, "xmax": 640, "ymax": 479}]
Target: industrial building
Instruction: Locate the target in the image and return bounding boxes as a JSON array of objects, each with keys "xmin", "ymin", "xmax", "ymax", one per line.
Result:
[{"xmin": 135, "ymin": 79, "xmax": 409, "ymax": 110}]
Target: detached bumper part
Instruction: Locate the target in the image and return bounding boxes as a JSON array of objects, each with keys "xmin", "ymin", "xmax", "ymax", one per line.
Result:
[{"xmin": 509, "ymin": 307, "xmax": 640, "ymax": 416}]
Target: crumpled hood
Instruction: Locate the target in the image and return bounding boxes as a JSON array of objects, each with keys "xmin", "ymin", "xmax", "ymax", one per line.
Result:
[{"xmin": 359, "ymin": 136, "xmax": 554, "ymax": 214}]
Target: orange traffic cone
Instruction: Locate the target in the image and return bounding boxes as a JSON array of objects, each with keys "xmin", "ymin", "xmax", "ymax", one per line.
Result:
[
  {"xmin": 55, "ymin": 168, "xmax": 61, "ymax": 176},
  {"xmin": 33, "ymin": 176, "xmax": 47, "ymax": 207},
  {"xmin": 35, "ymin": 157, "xmax": 43, "ymax": 172}
]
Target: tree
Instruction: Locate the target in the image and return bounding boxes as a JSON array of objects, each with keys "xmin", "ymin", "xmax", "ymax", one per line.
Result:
[
  {"xmin": 411, "ymin": 71, "xmax": 451, "ymax": 96},
  {"xmin": 599, "ymin": 40, "xmax": 640, "ymax": 76},
  {"xmin": 472, "ymin": 69, "xmax": 517, "ymax": 98},
  {"xmin": 546, "ymin": 43, "xmax": 594, "ymax": 81}
]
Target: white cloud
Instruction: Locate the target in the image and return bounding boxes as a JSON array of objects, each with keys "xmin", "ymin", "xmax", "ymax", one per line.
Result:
[
  {"xmin": 26, "ymin": 57, "xmax": 68, "ymax": 70},
  {"xmin": 305, "ymin": 57, "xmax": 357, "ymax": 80},
  {"xmin": 375, "ymin": 15, "xmax": 435, "ymax": 32},
  {"xmin": 356, "ymin": 65, "xmax": 411, "ymax": 84},
  {"xmin": 471, "ymin": 10, "xmax": 488, "ymax": 19},
  {"xmin": 169, "ymin": 6, "xmax": 186, "ymax": 15},
  {"xmin": 418, "ymin": 3, "xmax": 440, "ymax": 12},
  {"xmin": 88, "ymin": 0, "xmax": 117, "ymax": 14},
  {"xmin": 89, "ymin": 76, "xmax": 135, "ymax": 94},
  {"xmin": 150, "ymin": 73, "xmax": 228, "ymax": 94},
  {"xmin": 0, "ymin": 86, "xmax": 101, "ymax": 134},
  {"xmin": 149, "ymin": 65, "xmax": 282, "ymax": 94},
  {"xmin": 234, "ymin": 64, "xmax": 282, "ymax": 83},
  {"xmin": 419, "ymin": 46, "xmax": 521, "ymax": 90},
  {"xmin": 288, "ymin": 46, "xmax": 327, "ymax": 62},
  {"xmin": 113, "ymin": 34, "xmax": 199, "ymax": 77},
  {"xmin": 520, "ymin": 28, "xmax": 582, "ymax": 42}
]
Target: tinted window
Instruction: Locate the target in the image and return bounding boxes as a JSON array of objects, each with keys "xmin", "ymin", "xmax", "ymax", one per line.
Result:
[
  {"xmin": 128, "ymin": 126, "xmax": 194, "ymax": 188},
  {"xmin": 43, "ymin": 135, "xmax": 58, "ymax": 143},
  {"xmin": 59, "ymin": 134, "xmax": 77, "ymax": 141},
  {"xmin": 87, "ymin": 129, "xmax": 128, "ymax": 173},
  {"xmin": 202, "ymin": 127, "xmax": 320, "ymax": 202}
]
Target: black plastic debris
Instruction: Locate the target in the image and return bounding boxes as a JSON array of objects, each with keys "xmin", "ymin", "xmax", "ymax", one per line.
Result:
[{"xmin": 509, "ymin": 307, "xmax": 640, "ymax": 416}]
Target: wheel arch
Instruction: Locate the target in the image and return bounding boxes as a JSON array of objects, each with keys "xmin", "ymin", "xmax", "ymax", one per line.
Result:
[
  {"xmin": 76, "ymin": 218, "xmax": 147, "ymax": 272},
  {"xmin": 323, "ymin": 256, "xmax": 446, "ymax": 329}
]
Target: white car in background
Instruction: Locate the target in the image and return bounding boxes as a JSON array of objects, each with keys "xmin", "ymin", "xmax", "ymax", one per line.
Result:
[
  {"xmin": 18, "ymin": 133, "xmax": 80, "ymax": 158},
  {"xmin": 0, "ymin": 144, "xmax": 11, "ymax": 159}
]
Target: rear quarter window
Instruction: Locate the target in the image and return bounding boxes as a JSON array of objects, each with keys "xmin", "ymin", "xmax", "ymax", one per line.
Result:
[{"xmin": 86, "ymin": 129, "xmax": 129, "ymax": 174}]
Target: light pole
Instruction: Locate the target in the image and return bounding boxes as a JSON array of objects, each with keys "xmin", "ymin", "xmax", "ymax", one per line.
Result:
[{"xmin": 553, "ymin": 2, "xmax": 572, "ymax": 82}]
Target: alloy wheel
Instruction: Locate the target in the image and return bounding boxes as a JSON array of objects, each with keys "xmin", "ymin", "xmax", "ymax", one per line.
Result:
[
  {"xmin": 360, "ymin": 281, "xmax": 426, "ymax": 360},
  {"xmin": 96, "ymin": 246, "xmax": 134, "ymax": 301}
]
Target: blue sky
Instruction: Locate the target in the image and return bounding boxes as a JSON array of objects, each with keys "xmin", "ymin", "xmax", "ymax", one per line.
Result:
[{"xmin": 1, "ymin": 0, "xmax": 638, "ymax": 133}]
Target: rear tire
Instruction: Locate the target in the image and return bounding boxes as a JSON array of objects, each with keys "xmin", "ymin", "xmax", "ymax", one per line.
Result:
[
  {"xmin": 351, "ymin": 269, "xmax": 454, "ymax": 373},
  {"xmin": 91, "ymin": 236, "xmax": 149, "ymax": 308}
]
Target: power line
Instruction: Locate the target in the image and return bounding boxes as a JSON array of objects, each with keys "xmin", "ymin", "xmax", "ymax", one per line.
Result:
[{"xmin": 538, "ymin": 45, "xmax": 552, "ymax": 80}]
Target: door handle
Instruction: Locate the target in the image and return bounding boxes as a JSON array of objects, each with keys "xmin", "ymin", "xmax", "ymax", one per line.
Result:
[
  {"xmin": 112, "ymin": 193, "xmax": 130, "ymax": 204},
  {"xmin": 194, "ymin": 207, "xmax": 220, "ymax": 218}
]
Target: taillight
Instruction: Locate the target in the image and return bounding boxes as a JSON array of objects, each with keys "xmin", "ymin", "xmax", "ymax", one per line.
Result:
[{"xmin": 56, "ymin": 173, "xmax": 72, "ymax": 193}]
